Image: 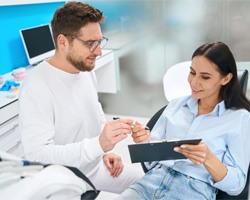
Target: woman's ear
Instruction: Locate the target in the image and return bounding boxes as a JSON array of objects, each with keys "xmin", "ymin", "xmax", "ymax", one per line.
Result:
[{"xmin": 222, "ymin": 73, "xmax": 233, "ymax": 85}]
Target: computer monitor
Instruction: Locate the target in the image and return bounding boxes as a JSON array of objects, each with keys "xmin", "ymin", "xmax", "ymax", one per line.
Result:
[{"xmin": 20, "ymin": 24, "xmax": 55, "ymax": 65}]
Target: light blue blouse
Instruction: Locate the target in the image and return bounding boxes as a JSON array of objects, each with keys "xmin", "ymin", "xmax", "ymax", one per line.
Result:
[{"xmin": 148, "ymin": 95, "xmax": 250, "ymax": 195}]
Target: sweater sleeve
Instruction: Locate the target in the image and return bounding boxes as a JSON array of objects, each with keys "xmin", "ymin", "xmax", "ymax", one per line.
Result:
[{"xmin": 19, "ymin": 81, "xmax": 104, "ymax": 172}]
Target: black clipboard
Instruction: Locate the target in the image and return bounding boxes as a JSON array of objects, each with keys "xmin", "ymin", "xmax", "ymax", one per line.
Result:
[{"xmin": 128, "ymin": 139, "xmax": 202, "ymax": 163}]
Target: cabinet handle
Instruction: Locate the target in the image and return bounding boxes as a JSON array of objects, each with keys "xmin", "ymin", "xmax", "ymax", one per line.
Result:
[
  {"xmin": 0, "ymin": 124, "xmax": 19, "ymax": 138},
  {"xmin": 7, "ymin": 140, "xmax": 21, "ymax": 152}
]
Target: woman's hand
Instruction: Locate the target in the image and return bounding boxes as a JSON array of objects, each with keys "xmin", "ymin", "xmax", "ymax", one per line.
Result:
[
  {"xmin": 131, "ymin": 121, "xmax": 150, "ymax": 143},
  {"xmin": 174, "ymin": 141, "xmax": 228, "ymax": 182},
  {"xmin": 174, "ymin": 142, "xmax": 211, "ymax": 165},
  {"xmin": 103, "ymin": 153, "xmax": 124, "ymax": 177}
]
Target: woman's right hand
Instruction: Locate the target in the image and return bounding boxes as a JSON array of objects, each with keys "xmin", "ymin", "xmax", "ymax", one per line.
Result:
[{"xmin": 131, "ymin": 121, "xmax": 150, "ymax": 143}]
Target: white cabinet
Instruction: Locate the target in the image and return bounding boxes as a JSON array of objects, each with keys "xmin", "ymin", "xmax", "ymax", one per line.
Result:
[
  {"xmin": 0, "ymin": 99, "xmax": 24, "ymax": 158},
  {"xmin": 95, "ymin": 50, "xmax": 117, "ymax": 93}
]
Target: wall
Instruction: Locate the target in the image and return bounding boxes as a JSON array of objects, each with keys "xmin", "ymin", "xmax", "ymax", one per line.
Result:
[
  {"xmin": 0, "ymin": 2, "xmax": 65, "ymax": 75},
  {"xmin": 85, "ymin": 0, "xmax": 146, "ymax": 36}
]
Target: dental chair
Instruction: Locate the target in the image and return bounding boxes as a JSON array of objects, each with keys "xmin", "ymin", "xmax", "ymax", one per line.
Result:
[
  {"xmin": 143, "ymin": 61, "xmax": 250, "ymax": 199},
  {"xmin": 0, "ymin": 150, "xmax": 98, "ymax": 200},
  {"xmin": 81, "ymin": 190, "xmax": 100, "ymax": 199}
]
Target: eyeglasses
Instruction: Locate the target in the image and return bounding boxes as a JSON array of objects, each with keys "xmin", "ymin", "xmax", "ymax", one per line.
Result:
[{"xmin": 66, "ymin": 34, "xmax": 108, "ymax": 52}]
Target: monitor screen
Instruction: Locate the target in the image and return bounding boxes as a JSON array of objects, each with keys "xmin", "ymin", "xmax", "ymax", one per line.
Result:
[{"xmin": 20, "ymin": 24, "xmax": 55, "ymax": 65}]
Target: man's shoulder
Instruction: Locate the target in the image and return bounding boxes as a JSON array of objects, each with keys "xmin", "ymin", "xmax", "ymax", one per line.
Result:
[{"xmin": 21, "ymin": 62, "xmax": 49, "ymax": 89}]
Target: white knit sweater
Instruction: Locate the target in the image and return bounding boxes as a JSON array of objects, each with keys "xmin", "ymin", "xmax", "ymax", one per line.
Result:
[{"xmin": 19, "ymin": 61, "xmax": 105, "ymax": 176}]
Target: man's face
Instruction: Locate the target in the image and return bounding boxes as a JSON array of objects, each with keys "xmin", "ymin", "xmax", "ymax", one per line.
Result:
[{"xmin": 66, "ymin": 23, "xmax": 103, "ymax": 72}]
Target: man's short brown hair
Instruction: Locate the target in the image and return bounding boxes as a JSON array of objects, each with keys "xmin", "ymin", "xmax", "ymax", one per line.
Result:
[{"xmin": 51, "ymin": 1, "xmax": 104, "ymax": 47}]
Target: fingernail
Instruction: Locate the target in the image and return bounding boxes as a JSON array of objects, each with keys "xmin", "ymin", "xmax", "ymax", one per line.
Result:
[
  {"xmin": 180, "ymin": 145, "xmax": 186, "ymax": 148},
  {"xmin": 113, "ymin": 117, "xmax": 120, "ymax": 120},
  {"xmin": 131, "ymin": 120, "xmax": 136, "ymax": 128},
  {"xmin": 145, "ymin": 126, "xmax": 150, "ymax": 130},
  {"xmin": 174, "ymin": 147, "xmax": 179, "ymax": 152}
]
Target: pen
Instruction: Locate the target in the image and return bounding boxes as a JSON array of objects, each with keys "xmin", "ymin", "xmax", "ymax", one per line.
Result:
[{"xmin": 112, "ymin": 117, "xmax": 150, "ymax": 130}]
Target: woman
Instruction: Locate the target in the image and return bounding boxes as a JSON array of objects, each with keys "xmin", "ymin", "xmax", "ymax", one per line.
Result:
[{"xmin": 119, "ymin": 42, "xmax": 250, "ymax": 200}]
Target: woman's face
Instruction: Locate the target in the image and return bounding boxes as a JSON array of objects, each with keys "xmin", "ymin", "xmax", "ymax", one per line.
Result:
[{"xmin": 188, "ymin": 56, "xmax": 229, "ymax": 102}]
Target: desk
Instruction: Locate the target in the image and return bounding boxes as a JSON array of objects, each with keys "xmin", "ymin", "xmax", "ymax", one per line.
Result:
[{"xmin": 95, "ymin": 50, "xmax": 117, "ymax": 93}]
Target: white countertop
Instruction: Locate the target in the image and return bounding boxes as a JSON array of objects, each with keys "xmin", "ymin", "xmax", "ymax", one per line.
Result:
[{"xmin": 0, "ymin": 49, "xmax": 114, "ymax": 108}]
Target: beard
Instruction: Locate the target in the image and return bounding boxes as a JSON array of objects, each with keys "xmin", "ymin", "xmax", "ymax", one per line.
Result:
[{"xmin": 66, "ymin": 52, "xmax": 95, "ymax": 72}]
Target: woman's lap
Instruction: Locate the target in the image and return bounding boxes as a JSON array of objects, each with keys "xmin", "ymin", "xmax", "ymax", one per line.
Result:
[{"xmin": 116, "ymin": 164, "xmax": 216, "ymax": 200}]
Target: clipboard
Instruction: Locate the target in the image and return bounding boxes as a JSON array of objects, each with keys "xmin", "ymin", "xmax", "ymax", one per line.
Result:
[{"xmin": 128, "ymin": 139, "xmax": 202, "ymax": 163}]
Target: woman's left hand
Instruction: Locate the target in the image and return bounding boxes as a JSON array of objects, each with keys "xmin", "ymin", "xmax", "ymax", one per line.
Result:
[
  {"xmin": 103, "ymin": 153, "xmax": 124, "ymax": 177},
  {"xmin": 174, "ymin": 142, "xmax": 211, "ymax": 165}
]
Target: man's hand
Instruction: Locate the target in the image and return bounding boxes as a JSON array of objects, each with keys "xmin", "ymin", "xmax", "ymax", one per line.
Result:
[
  {"xmin": 103, "ymin": 153, "xmax": 124, "ymax": 177},
  {"xmin": 99, "ymin": 118, "xmax": 133, "ymax": 152},
  {"xmin": 131, "ymin": 121, "xmax": 150, "ymax": 143}
]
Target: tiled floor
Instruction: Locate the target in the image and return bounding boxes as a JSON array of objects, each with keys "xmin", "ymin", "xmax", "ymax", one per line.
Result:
[{"xmin": 96, "ymin": 114, "xmax": 149, "ymax": 200}]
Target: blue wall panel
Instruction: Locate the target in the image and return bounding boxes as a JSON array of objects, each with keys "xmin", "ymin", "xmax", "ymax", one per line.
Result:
[{"xmin": 0, "ymin": 2, "xmax": 65, "ymax": 74}]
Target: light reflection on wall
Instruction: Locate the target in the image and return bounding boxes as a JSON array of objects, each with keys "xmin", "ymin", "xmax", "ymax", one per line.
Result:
[{"xmin": 86, "ymin": 0, "xmax": 250, "ymax": 117}]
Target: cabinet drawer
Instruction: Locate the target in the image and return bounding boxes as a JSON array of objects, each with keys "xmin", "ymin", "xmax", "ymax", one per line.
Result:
[
  {"xmin": 7, "ymin": 140, "xmax": 24, "ymax": 158},
  {"xmin": 0, "ymin": 116, "xmax": 20, "ymax": 152},
  {"xmin": 0, "ymin": 100, "xmax": 19, "ymax": 125}
]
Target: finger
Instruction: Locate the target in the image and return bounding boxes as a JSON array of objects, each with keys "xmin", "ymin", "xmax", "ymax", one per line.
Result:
[
  {"xmin": 109, "ymin": 121, "xmax": 133, "ymax": 132},
  {"xmin": 112, "ymin": 163, "xmax": 123, "ymax": 177},
  {"xmin": 175, "ymin": 147, "xmax": 206, "ymax": 164},
  {"xmin": 114, "ymin": 165, "xmax": 124, "ymax": 177},
  {"xmin": 110, "ymin": 165, "xmax": 119, "ymax": 177},
  {"xmin": 111, "ymin": 132, "xmax": 128, "ymax": 144},
  {"xmin": 133, "ymin": 133, "xmax": 150, "ymax": 143},
  {"xmin": 132, "ymin": 129, "xmax": 149, "ymax": 138},
  {"xmin": 103, "ymin": 157, "xmax": 112, "ymax": 171},
  {"xmin": 179, "ymin": 145, "xmax": 207, "ymax": 159},
  {"xmin": 132, "ymin": 129, "xmax": 150, "ymax": 142},
  {"xmin": 112, "ymin": 118, "xmax": 133, "ymax": 125},
  {"xmin": 109, "ymin": 159, "xmax": 120, "ymax": 176},
  {"xmin": 112, "ymin": 128, "xmax": 132, "ymax": 137},
  {"xmin": 131, "ymin": 120, "xmax": 140, "ymax": 129},
  {"xmin": 175, "ymin": 147, "xmax": 204, "ymax": 158},
  {"xmin": 132, "ymin": 123, "xmax": 146, "ymax": 132},
  {"xmin": 179, "ymin": 143, "xmax": 204, "ymax": 151},
  {"xmin": 183, "ymin": 153, "xmax": 205, "ymax": 165}
]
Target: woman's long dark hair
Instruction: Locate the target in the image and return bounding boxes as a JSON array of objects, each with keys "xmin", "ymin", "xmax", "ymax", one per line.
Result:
[{"xmin": 192, "ymin": 42, "xmax": 250, "ymax": 111}]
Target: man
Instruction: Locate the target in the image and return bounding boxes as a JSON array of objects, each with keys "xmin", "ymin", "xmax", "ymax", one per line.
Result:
[{"xmin": 19, "ymin": 1, "xmax": 145, "ymax": 194}]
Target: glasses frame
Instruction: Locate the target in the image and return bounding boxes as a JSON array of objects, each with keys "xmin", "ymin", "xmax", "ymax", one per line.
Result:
[{"xmin": 66, "ymin": 34, "xmax": 108, "ymax": 52}]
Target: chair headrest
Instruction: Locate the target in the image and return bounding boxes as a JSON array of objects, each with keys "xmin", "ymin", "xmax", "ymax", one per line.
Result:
[{"xmin": 163, "ymin": 62, "xmax": 249, "ymax": 101}]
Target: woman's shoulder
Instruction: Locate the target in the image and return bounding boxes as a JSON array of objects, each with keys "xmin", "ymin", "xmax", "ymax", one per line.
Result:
[
  {"xmin": 166, "ymin": 95, "xmax": 193, "ymax": 111},
  {"xmin": 168, "ymin": 95, "xmax": 193, "ymax": 106},
  {"xmin": 227, "ymin": 107, "xmax": 250, "ymax": 122}
]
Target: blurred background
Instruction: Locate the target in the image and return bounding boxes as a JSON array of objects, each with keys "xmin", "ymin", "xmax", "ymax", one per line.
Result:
[
  {"xmin": 86, "ymin": 0, "xmax": 250, "ymax": 118},
  {"xmin": 1, "ymin": 0, "xmax": 250, "ymax": 118}
]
